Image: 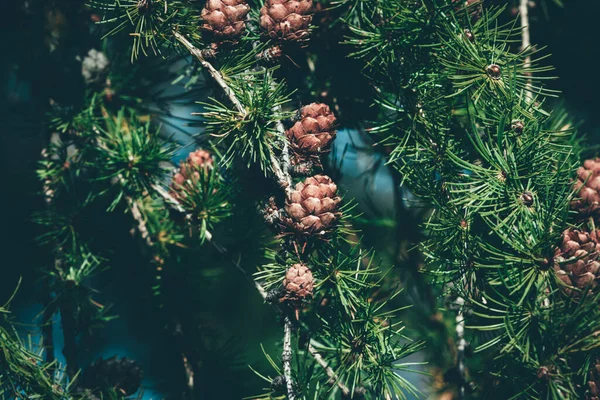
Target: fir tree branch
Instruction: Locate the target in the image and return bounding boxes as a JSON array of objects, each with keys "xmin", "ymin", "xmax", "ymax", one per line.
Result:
[
  {"xmin": 152, "ymin": 183, "xmax": 185, "ymax": 213},
  {"xmin": 173, "ymin": 31, "xmax": 246, "ymax": 116},
  {"xmin": 520, "ymin": 0, "xmax": 533, "ymax": 97},
  {"xmin": 269, "ymin": 148, "xmax": 292, "ymax": 192},
  {"xmin": 152, "ymin": 183, "xmax": 216, "ymax": 241},
  {"xmin": 251, "ymin": 40, "xmax": 292, "ymax": 190},
  {"xmin": 273, "ymin": 114, "xmax": 292, "ymax": 190},
  {"xmin": 173, "ymin": 31, "xmax": 292, "ymax": 191},
  {"xmin": 307, "ymin": 343, "xmax": 351, "ymax": 397},
  {"xmin": 219, "ymin": 248, "xmax": 357, "ymax": 396},
  {"xmin": 282, "ymin": 316, "xmax": 295, "ymax": 400}
]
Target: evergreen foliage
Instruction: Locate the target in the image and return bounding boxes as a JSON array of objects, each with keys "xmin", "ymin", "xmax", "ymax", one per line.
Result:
[{"xmin": 3, "ymin": 0, "xmax": 600, "ymax": 399}]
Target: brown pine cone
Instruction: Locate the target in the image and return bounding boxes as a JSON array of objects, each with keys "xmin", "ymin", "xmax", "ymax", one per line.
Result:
[
  {"xmin": 283, "ymin": 175, "xmax": 341, "ymax": 235},
  {"xmin": 588, "ymin": 360, "xmax": 600, "ymax": 400},
  {"xmin": 170, "ymin": 149, "xmax": 213, "ymax": 199},
  {"xmin": 286, "ymin": 103, "xmax": 337, "ymax": 155},
  {"xmin": 187, "ymin": 149, "xmax": 213, "ymax": 168},
  {"xmin": 260, "ymin": 0, "xmax": 313, "ymax": 43},
  {"xmin": 572, "ymin": 158, "xmax": 600, "ymax": 218},
  {"xmin": 283, "ymin": 263, "xmax": 314, "ymax": 301},
  {"xmin": 200, "ymin": 0, "xmax": 250, "ymax": 43},
  {"xmin": 554, "ymin": 229, "xmax": 600, "ymax": 291}
]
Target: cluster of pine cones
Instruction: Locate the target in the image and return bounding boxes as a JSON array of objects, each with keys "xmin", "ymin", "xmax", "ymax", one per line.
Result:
[
  {"xmin": 200, "ymin": 0, "xmax": 314, "ymax": 50},
  {"xmin": 276, "ymin": 102, "xmax": 339, "ymax": 305},
  {"xmin": 169, "ymin": 103, "xmax": 338, "ymax": 306},
  {"xmin": 195, "ymin": 0, "xmax": 336, "ymax": 310},
  {"xmin": 178, "ymin": 1, "xmax": 335, "ymax": 309},
  {"xmin": 554, "ymin": 159, "xmax": 600, "ymax": 294},
  {"xmin": 553, "ymin": 159, "xmax": 600, "ymax": 398},
  {"xmin": 169, "ymin": 149, "xmax": 213, "ymax": 202}
]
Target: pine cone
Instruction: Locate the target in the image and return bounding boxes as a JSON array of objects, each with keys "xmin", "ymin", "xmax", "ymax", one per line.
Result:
[
  {"xmin": 283, "ymin": 263, "xmax": 314, "ymax": 301},
  {"xmin": 553, "ymin": 229, "xmax": 600, "ymax": 291},
  {"xmin": 200, "ymin": 0, "xmax": 251, "ymax": 43},
  {"xmin": 260, "ymin": 0, "xmax": 313, "ymax": 43},
  {"xmin": 588, "ymin": 360, "xmax": 600, "ymax": 400},
  {"xmin": 286, "ymin": 103, "xmax": 337, "ymax": 155},
  {"xmin": 283, "ymin": 175, "xmax": 341, "ymax": 235},
  {"xmin": 187, "ymin": 149, "xmax": 213, "ymax": 168},
  {"xmin": 170, "ymin": 149, "xmax": 213, "ymax": 199},
  {"xmin": 81, "ymin": 356, "xmax": 143, "ymax": 396},
  {"xmin": 572, "ymin": 158, "xmax": 600, "ymax": 218}
]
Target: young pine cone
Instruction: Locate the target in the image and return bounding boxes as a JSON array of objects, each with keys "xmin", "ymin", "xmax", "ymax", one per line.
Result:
[
  {"xmin": 283, "ymin": 263, "xmax": 314, "ymax": 301},
  {"xmin": 283, "ymin": 175, "xmax": 341, "ymax": 235},
  {"xmin": 81, "ymin": 356, "xmax": 143, "ymax": 396},
  {"xmin": 260, "ymin": 0, "xmax": 313, "ymax": 43},
  {"xmin": 170, "ymin": 149, "xmax": 213, "ymax": 199},
  {"xmin": 200, "ymin": 0, "xmax": 251, "ymax": 43},
  {"xmin": 286, "ymin": 103, "xmax": 337, "ymax": 155},
  {"xmin": 187, "ymin": 149, "xmax": 213, "ymax": 168},
  {"xmin": 572, "ymin": 158, "xmax": 600, "ymax": 218},
  {"xmin": 588, "ymin": 360, "xmax": 600, "ymax": 400},
  {"xmin": 554, "ymin": 229, "xmax": 600, "ymax": 291}
]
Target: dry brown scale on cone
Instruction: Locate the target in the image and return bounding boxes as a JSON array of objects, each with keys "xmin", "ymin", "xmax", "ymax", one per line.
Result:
[
  {"xmin": 287, "ymin": 102, "xmax": 337, "ymax": 156},
  {"xmin": 572, "ymin": 158, "xmax": 600, "ymax": 219},
  {"xmin": 170, "ymin": 149, "xmax": 213, "ymax": 200},
  {"xmin": 283, "ymin": 263, "xmax": 314, "ymax": 302},
  {"xmin": 282, "ymin": 175, "xmax": 342, "ymax": 236},
  {"xmin": 200, "ymin": 0, "xmax": 251, "ymax": 44},
  {"xmin": 588, "ymin": 360, "xmax": 600, "ymax": 400},
  {"xmin": 553, "ymin": 228, "xmax": 600, "ymax": 292},
  {"xmin": 260, "ymin": 0, "xmax": 314, "ymax": 43}
]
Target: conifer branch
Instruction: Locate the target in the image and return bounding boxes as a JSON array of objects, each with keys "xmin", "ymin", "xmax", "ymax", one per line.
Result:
[
  {"xmin": 520, "ymin": 0, "xmax": 533, "ymax": 97},
  {"xmin": 221, "ymin": 250, "xmax": 357, "ymax": 396},
  {"xmin": 152, "ymin": 183, "xmax": 185, "ymax": 213},
  {"xmin": 173, "ymin": 31, "xmax": 292, "ymax": 191},
  {"xmin": 308, "ymin": 343, "xmax": 351, "ymax": 397},
  {"xmin": 173, "ymin": 31, "xmax": 246, "ymax": 116},
  {"xmin": 273, "ymin": 114, "xmax": 292, "ymax": 190},
  {"xmin": 282, "ymin": 316, "xmax": 295, "ymax": 400},
  {"xmin": 269, "ymin": 148, "xmax": 292, "ymax": 192},
  {"xmin": 151, "ymin": 183, "xmax": 214, "ymax": 241}
]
